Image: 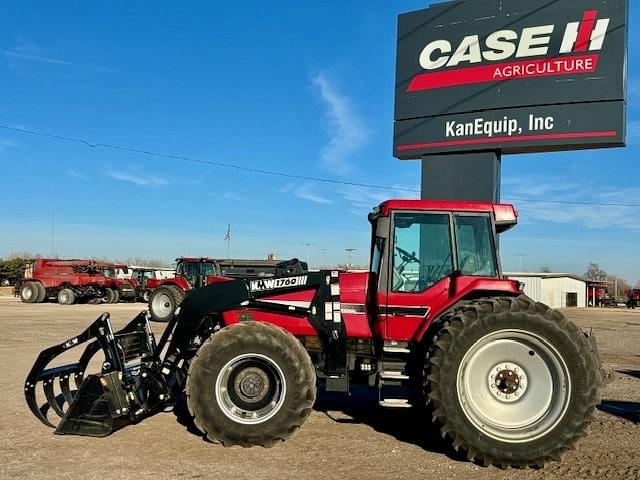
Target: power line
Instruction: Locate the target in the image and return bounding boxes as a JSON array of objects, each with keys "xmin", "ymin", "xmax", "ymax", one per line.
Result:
[
  {"xmin": 0, "ymin": 124, "xmax": 418, "ymax": 193},
  {"xmin": 1, "ymin": 123, "xmax": 639, "ymax": 208},
  {"xmin": 505, "ymin": 197, "xmax": 640, "ymax": 208}
]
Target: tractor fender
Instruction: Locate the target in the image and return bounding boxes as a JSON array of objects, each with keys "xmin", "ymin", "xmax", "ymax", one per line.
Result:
[{"xmin": 412, "ymin": 277, "xmax": 521, "ymax": 343}]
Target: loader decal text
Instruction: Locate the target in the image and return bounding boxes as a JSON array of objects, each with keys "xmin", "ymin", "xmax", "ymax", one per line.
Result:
[{"xmin": 250, "ymin": 275, "xmax": 308, "ymax": 292}]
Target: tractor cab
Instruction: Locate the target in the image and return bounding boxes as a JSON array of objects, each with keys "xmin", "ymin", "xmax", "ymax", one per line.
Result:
[
  {"xmin": 367, "ymin": 200, "xmax": 518, "ymax": 340},
  {"xmin": 175, "ymin": 257, "xmax": 219, "ymax": 288}
]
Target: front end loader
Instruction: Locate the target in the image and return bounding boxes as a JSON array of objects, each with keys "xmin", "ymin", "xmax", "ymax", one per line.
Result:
[{"xmin": 25, "ymin": 275, "xmax": 329, "ymax": 437}]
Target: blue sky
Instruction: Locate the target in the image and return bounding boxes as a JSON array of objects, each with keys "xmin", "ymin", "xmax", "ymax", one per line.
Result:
[{"xmin": 0, "ymin": 1, "xmax": 638, "ymax": 284}]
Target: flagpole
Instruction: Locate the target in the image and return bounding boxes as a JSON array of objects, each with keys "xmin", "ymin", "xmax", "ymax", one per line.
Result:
[{"xmin": 225, "ymin": 223, "xmax": 231, "ymax": 260}]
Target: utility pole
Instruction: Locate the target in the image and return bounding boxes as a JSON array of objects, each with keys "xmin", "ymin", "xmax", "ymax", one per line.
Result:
[
  {"xmin": 301, "ymin": 242, "xmax": 314, "ymax": 267},
  {"xmin": 346, "ymin": 245, "xmax": 356, "ymax": 270},
  {"xmin": 514, "ymin": 252, "xmax": 526, "ymax": 272},
  {"xmin": 51, "ymin": 191, "xmax": 56, "ymax": 257},
  {"xmin": 317, "ymin": 248, "xmax": 331, "ymax": 269}
]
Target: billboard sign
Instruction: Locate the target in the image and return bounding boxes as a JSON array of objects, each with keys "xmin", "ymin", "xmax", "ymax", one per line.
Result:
[{"xmin": 394, "ymin": 0, "xmax": 628, "ymax": 159}]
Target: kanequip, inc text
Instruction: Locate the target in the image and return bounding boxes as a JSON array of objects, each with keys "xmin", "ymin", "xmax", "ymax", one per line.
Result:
[{"xmin": 445, "ymin": 115, "xmax": 555, "ymax": 138}]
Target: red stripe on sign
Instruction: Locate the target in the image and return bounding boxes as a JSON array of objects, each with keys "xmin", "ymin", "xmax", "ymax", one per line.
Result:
[
  {"xmin": 575, "ymin": 10, "xmax": 598, "ymax": 52},
  {"xmin": 396, "ymin": 130, "xmax": 618, "ymax": 152},
  {"xmin": 407, "ymin": 54, "xmax": 599, "ymax": 92}
]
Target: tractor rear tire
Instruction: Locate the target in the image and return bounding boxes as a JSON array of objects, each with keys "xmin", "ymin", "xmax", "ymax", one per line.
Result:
[
  {"xmin": 112, "ymin": 289, "xmax": 120, "ymax": 304},
  {"xmin": 35, "ymin": 282, "xmax": 47, "ymax": 303},
  {"xmin": 57, "ymin": 288, "xmax": 76, "ymax": 305},
  {"xmin": 186, "ymin": 321, "xmax": 316, "ymax": 447},
  {"xmin": 104, "ymin": 288, "xmax": 116, "ymax": 304},
  {"xmin": 20, "ymin": 282, "xmax": 39, "ymax": 303},
  {"xmin": 149, "ymin": 286, "xmax": 183, "ymax": 322},
  {"xmin": 424, "ymin": 295, "xmax": 602, "ymax": 468}
]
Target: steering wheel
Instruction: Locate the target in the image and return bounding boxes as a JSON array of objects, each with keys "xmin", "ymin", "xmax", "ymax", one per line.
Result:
[
  {"xmin": 395, "ymin": 246, "xmax": 421, "ymax": 265},
  {"xmin": 458, "ymin": 250, "xmax": 482, "ymax": 274}
]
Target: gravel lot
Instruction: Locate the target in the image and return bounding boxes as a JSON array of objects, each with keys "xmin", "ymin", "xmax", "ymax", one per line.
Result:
[{"xmin": 1, "ymin": 297, "xmax": 638, "ymax": 480}]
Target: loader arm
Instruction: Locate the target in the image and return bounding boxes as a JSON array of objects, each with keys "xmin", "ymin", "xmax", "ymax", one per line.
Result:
[{"xmin": 161, "ymin": 272, "xmax": 347, "ymax": 375}]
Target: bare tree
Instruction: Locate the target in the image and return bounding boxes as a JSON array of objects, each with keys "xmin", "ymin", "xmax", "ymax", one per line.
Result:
[
  {"xmin": 584, "ymin": 263, "xmax": 607, "ymax": 281},
  {"xmin": 6, "ymin": 251, "xmax": 42, "ymax": 260},
  {"xmin": 124, "ymin": 257, "xmax": 172, "ymax": 268},
  {"xmin": 540, "ymin": 266, "xmax": 552, "ymax": 273},
  {"xmin": 606, "ymin": 274, "xmax": 630, "ymax": 300}
]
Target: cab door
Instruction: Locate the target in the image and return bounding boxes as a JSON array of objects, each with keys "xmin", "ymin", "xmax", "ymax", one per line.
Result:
[{"xmin": 384, "ymin": 212, "xmax": 455, "ymax": 341}]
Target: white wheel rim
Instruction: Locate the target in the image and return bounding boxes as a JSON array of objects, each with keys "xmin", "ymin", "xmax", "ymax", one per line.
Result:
[
  {"xmin": 215, "ymin": 353, "xmax": 286, "ymax": 425},
  {"xmin": 59, "ymin": 291, "xmax": 68, "ymax": 303},
  {"xmin": 23, "ymin": 286, "xmax": 33, "ymax": 300},
  {"xmin": 151, "ymin": 293, "xmax": 173, "ymax": 318},
  {"xmin": 457, "ymin": 329, "xmax": 570, "ymax": 443}
]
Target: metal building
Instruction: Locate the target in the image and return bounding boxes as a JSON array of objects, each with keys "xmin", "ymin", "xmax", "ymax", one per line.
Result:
[{"xmin": 504, "ymin": 272, "xmax": 587, "ymax": 309}]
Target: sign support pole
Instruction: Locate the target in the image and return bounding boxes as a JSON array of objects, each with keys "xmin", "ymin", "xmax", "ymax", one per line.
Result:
[{"xmin": 421, "ymin": 151, "xmax": 501, "ymax": 202}]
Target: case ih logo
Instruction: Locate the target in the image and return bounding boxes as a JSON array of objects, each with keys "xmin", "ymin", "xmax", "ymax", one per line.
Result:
[{"xmin": 408, "ymin": 10, "xmax": 609, "ymax": 92}]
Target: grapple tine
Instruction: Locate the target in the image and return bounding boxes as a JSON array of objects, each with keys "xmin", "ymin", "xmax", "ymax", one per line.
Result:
[
  {"xmin": 73, "ymin": 372, "xmax": 84, "ymax": 390},
  {"xmin": 43, "ymin": 378, "xmax": 65, "ymax": 418},
  {"xmin": 59, "ymin": 375, "xmax": 74, "ymax": 407},
  {"xmin": 25, "ymin": 383, "xmax": 56, "ymax": 428}
]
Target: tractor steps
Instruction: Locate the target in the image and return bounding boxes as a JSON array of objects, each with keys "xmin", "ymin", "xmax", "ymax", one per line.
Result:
[
  {"xmin": 380, "ymin": 371, "xmax": 410, "ymax": 380},
  {"xmin": 379, "ymin": 398, "xmax": 412, "ymax": 408},
  {"xmin": 378, "ymin": 344, "xmax": 412, "ymax": 407},
  {"xmin": 382, "ymin": 346, "xmax": 410, "ymax": 354}
]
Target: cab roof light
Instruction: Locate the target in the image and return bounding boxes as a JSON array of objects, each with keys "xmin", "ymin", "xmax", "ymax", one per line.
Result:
[{"xmin": 493, "ymin": 204, "xmax": 518, "ymax": 232}]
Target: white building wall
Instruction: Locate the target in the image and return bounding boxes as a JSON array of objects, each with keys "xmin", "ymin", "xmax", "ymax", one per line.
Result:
[
  {"xmin": 541, "ymin": 277, "xmax": 586, "ymax": 308},
  {"xmin": 506, "ymin": 275, "xmax": 586, "ymax": 308}
]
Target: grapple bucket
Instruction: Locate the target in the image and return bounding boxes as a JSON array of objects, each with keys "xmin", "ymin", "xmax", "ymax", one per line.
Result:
[{"xmin": 25, "ymin": 312, "xmax": 160, "ymax": 436}]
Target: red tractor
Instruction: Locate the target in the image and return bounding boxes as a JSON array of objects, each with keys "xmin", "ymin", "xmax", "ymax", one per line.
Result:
[
  {"xmin": 25, "ymin": 200, "xmax": 602, "ymax": 468},
  {"xmin": 147, "ymin": 257, "xmax": 307, "ymax": 322},
  {"xmin": 626, "ymin": 288, "xmax": 640, "ymax": 309},
  {"xmin": 98, "ymin": 263, "xmax": 137, "ymax": 303},
  {"xmin": 19, "ymin": 259, "xmax": 136, "ymax": 305}
]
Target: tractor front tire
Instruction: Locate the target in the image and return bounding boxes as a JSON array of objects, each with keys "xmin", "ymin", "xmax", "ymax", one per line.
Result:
[
  {"xmin": 57, "ymin": 288, "xmax": 76, "ymax": 305},
  {"xmin": 424, "ymin": 295, "xmax": 601, "ymax": 468},
  {"xmin": 141, "ymin": 289, "xmax": 151, "ymax": 303},
  {"xmin": 186, "ymin": 321, "xmax": 316, "ymax": 447},
  {"xmin": 149, "ymin": 286, "xmax": 182, "ymax": 322},
  {"xmin": 20, "ymin": 282, "xmax": 39, "ymax": 303}
]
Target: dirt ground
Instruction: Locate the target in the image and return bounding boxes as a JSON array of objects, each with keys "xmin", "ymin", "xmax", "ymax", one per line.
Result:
[{"xmin": 1, "ymin": 297, "xmax": 638, "ymax": 480}]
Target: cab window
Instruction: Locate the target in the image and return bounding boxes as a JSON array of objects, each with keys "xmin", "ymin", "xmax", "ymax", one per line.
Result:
[
  {"xmin": 202, "ymin": 263, "xmax": 216, "ymax": 276},
  {"xmin": 454, "ymin": 215, "xmax": 498, "ymax": 277},
  {"xmin": 392, "ymin": 213, "xmax": 453, "ymax": 292}
]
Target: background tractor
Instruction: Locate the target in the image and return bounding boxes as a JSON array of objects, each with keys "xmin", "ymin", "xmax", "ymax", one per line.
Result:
[
  {"xmin": 25, "ymin": 199, "xmax": 602, "ymax": 468},
  {"xmin": 147, "ymin": 256, "xmax": 308, "ymax": 321}
]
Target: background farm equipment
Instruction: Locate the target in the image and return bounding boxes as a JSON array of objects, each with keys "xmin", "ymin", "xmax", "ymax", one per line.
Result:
[
  {"xmin": 147, "ymin": 256, "xmax": 308, "ymax": 321},
  {"xmin": 19, "ymin": 259, "xmax": 136, "ymax": 305},
  {"xmin": 25, "ymin": 199, "xmax": 602, "ymax": 468},
  {"xmin": 98, "ymin": 263, "xmax": 137, "ymax": 303}
]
